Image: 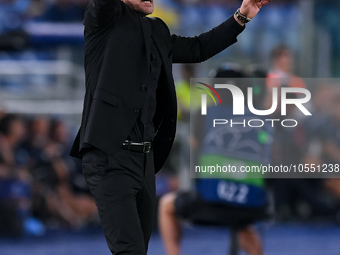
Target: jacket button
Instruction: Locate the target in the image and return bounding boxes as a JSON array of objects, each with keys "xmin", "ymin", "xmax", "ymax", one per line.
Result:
[
  {"xmin": 134, "ymin": 108, "xmax": 140, "ymax": 113},
  {"xmin": 141, "ymin": 85, "xmax": 147, "ymax": 91}
]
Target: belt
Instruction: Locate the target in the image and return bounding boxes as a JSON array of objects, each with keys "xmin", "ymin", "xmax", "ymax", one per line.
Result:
[{"xmin": 121, "ymin": 140, "xmax": 152, "ymax": 153}]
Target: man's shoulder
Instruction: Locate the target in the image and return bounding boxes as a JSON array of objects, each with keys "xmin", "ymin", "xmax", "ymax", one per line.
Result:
[
  {"xmin": 147, "ymin": 16, "xmax": 170, "ymax": 34},
  {"xmin": 147, "ymin": 16, "xmax": 165, "ymax": 23}
]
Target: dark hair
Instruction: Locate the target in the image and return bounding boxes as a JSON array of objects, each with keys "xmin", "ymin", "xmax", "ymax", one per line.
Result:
[
  {"xmin": 212, "ymin": 65, "xmax": 248, "ymax": 106},
  {"xmin": 0, "ymin": 114, "xmax": 20, "ymax": 136},
  {"xmin": 271, "ymin": 44, "xmax": 291, "ymax": 61}
]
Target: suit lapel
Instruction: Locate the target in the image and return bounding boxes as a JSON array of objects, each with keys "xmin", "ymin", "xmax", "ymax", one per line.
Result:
[
  {"xmin": 139, "ymin": 15, "xmax": 151, "ymax": 64},
  {"xmin": 148, "ymin": 17, "xmax": 169, "ymax": 73}
]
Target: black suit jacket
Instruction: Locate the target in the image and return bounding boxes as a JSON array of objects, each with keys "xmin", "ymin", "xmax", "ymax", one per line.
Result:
[{"xmin": 69, "ymin": 0, "xmax": 244, "ymax": 173}]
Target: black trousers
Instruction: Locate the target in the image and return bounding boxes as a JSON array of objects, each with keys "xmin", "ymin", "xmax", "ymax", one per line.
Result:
[{"xmin": 82, "ymin": 147, "xmax": 156, "ymax": 255}]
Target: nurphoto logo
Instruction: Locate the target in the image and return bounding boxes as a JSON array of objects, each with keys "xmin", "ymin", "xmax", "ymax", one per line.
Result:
[{"xmin": 197, "ymin": 82, "xmax": 312, "ymax": 128}]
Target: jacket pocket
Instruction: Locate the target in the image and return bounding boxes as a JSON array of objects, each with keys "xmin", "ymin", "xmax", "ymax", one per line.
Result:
[{"xmin": 93, "ymin": 89, "xmax": 119, "ymax": 106}]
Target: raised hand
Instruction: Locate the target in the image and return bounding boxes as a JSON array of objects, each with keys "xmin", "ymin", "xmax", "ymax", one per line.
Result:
[{"xmin": 240, "ymin": 0, "xmax": 273, "ymax": 19}]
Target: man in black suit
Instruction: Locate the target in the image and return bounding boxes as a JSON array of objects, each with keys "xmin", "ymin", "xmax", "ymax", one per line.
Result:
[{"xmin": 70, "ymin": 0, "xmax": 272, "ymax": 254}]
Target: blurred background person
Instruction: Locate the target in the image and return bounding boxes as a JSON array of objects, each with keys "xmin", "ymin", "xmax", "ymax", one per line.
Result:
[
  {"xmin": 0, "ymin": 114, "xmax": 39, "ymax": 236},
  {"xmin": 24, "ymin": 116, "xmax": 97, "ymax": 228},
  {"xmin": 159, "ymin": 67, "xmax": 271, "ymax": 255},
  {"xmin": 266, "ymin": 44, "xmax": 305, "ymax": 89}
]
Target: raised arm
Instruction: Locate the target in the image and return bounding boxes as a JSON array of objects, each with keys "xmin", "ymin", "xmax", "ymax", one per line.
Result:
[
  {"xmin": 171, "ymin": 0, "xmax": 272, "ymax": 63},
  {"xmin": 171, "ymin": 16, "xmax": 244, "ymax": 64},
  {"xmin": 85, "ymin": 0, "xmax": 122, "ymax": 31}
]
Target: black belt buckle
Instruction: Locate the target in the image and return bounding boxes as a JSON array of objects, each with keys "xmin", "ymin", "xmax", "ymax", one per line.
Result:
[{"xmin": 143, "ymin": 142, "xmax": 151, "ymax": 153}]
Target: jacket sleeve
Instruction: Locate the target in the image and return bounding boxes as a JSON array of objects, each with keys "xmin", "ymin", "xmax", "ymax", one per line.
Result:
[
  {"xmin": 84, "ymin": 0, "xmax": 122, "ymax": 31},
  {"xmin": 171, "ymin": 15, "xmax": 245, "ymax": 63}
]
